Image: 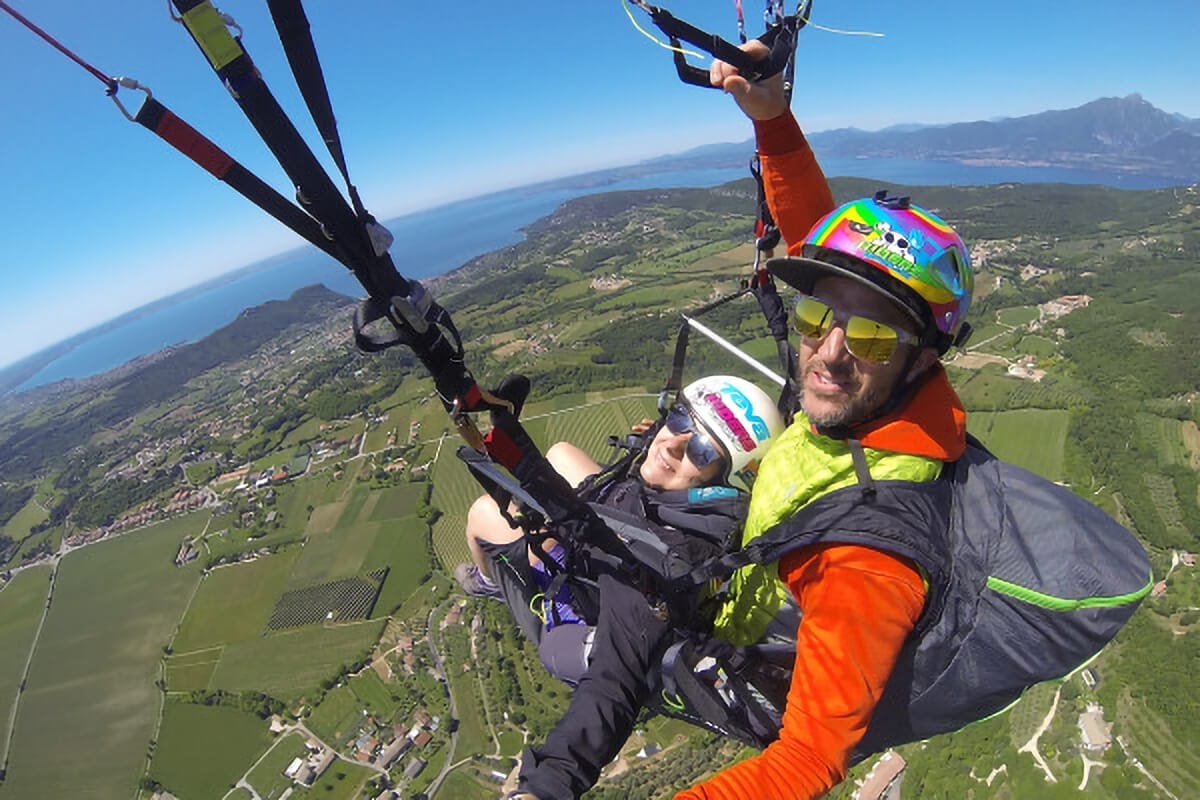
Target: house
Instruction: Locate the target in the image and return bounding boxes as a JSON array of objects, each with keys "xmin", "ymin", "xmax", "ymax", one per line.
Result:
[
  {"xmin": 268, "ymin": 714, "xmax": 288, "ymax": 733},
  {"xmin": 312, "ymin": 749, "xmax": 337, "ymax": 780},
  {"xmin": 1079, "ymin": 707, "xmax": 1112, "ymax": 752},
  {"xmin": 413, "ymin": 730, "xmax": 433, "ymax": 749},
  {"xmin": 403, "ymin": 756, "xmax": 427, "ymax": 779},
  {"xmin": 379, "ymin": 736, "xmax": 412, "ymax": 768},
  {"xmin": 636, "ymin": 743, "xmax": 661, "ymax": 759}
]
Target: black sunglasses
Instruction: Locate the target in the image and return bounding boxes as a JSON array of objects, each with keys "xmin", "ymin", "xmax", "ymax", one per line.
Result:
[{"xmin": 664, "ymin": 404, "xmax": 727, "ymax": 470}]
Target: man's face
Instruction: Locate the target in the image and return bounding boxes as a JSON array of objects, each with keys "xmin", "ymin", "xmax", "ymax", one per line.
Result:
[
  {"xmin": 796, "ymin": 276, "xmax": 926, "ymax": 429},
  {"xmin": 639, "ymin": 424, "xmax": 724, "ymax": 491}
]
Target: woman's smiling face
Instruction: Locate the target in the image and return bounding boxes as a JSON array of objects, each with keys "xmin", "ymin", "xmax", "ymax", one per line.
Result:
[{"xmin": 639, "ymin": 424, "xmax": 725, "ymax": 491}]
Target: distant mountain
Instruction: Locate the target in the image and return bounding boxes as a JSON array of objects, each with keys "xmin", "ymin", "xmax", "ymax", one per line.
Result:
[{"xmin": 636, "ymin": 94, "xmax": 1200, "ymax": 184}]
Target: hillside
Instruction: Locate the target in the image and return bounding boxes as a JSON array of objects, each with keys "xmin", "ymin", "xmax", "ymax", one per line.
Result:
[{"xmin": 0, "ymin": 179, "xmax": 1198, "ymax": 799}]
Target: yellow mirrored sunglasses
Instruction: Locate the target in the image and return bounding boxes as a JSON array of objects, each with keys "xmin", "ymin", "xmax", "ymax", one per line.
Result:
[{"xmin": 792, "ymin": 294, "xmax": 914, "ymax": 364}]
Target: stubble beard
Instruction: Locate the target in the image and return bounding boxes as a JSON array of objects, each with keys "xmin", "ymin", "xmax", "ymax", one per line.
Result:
[{"xmin": 798, "ymin": 361, "xmax": 886, "ymax": 430}]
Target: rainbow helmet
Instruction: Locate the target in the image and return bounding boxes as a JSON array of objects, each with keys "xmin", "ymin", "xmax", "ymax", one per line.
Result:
[{"xmin": 767, "ymin": 191, "xmax": 974, "ymax": 352}]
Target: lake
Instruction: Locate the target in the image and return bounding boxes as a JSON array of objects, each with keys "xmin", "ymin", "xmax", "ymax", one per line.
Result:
[{"xmin": 10, "ymin": 157, "xmax": 1185, "ymax": 393}]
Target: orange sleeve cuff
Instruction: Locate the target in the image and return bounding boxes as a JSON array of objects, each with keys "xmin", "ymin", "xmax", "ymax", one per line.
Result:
[
  {"xmin": 753, "ymin": 112, "xmax": 808, "ymax": 155},
  {"xmin": 751, "ymin": 112, "xmax": 835, "ymax": 252},
  {"xmin": 675, "ymin": 544, "xmax": 925, "ymax": 800}
]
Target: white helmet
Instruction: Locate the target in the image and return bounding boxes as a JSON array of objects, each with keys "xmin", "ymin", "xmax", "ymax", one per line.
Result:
[{"xmin": 678, "ymin": 375, "xmax": 785, "ymax": 492}]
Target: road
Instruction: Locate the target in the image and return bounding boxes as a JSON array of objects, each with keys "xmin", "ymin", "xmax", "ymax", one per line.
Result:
[
  {"xmin": 1016, "ymin": 684, "xmax": 1061, "ymax": 784},
  {"xmin": 0, "ymin": 563, "xmax": 58, "ymax": 780},
  {"xmin": 1115, "ymin": 736, "xmax": 1180, "ymax": 800},
  {"xmin": 423, "ymin": 596, "xmax": 462, "ymax": 798}
]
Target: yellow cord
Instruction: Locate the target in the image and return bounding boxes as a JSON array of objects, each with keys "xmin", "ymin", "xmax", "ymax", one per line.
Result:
[
  {"xmin": 621, "ymin": 0, "xmax": 705, "ymax": 59},
  {"xmin": 529, "ymin": 593, "xmax": 548, "ymax": 625},
  {"xmin": 801, "ymin": 12, "xmax": 886, "ymax": 38}
]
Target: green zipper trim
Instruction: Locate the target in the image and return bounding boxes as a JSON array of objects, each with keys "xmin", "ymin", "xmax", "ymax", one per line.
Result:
[{"xmin": 986, "ymin": 571, "xmax": 1154, "ymax": 611}]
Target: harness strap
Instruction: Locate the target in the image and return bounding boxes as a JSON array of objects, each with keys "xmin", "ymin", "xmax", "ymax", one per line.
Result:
[
  {"xmin": 132, "ymin": 97, "xmax": 348, "ymax": 264},
  {"xmin": 171, "ymin": 0, "xmax": 404, "ymax": 303},
  {"xmin": 847, "ymin": 439, "xmax": 877, "ymax": 501},
  {"xmin": 657, "ymin": 635, "xmax": 784, "ymax": 745},
  {"xmin": 265, "ymin": 0, "xmax": 374, "ymax": 226},
  {"xmin": 659, "ymin": 286, "xmax": 752, "ymax": 407}
]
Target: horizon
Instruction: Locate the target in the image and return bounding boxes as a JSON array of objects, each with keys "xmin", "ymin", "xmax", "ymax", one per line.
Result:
[{"xmin": 2, "ymin": 0, "xmax": 1198, "ymax": 369}]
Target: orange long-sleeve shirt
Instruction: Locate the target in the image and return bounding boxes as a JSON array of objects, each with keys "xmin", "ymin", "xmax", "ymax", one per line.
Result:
[
  {"xmin": 752, "ymin": 111, "xmax": 835, "ymax": 250},
  {"xmin": 674, "ymin": 116, "xmax": 965, "ymax": 798},
  {"xmin": 674, "ymin": 545, "xmax": 926, "ymax": 800},
  {"xmin": 675, "ymin": 367, "xmax": 966, "ymax": 800}
]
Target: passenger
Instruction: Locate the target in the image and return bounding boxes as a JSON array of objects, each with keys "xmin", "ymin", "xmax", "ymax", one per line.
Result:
[{"xmin": 454, "ymin": 375, "xmax": 784, "ymax": 679}]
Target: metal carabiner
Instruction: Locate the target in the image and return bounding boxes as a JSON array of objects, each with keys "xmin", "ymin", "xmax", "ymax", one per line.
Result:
[{"xmin": 108, "ymin": 76, "xmax": 152, "ymax": 122}]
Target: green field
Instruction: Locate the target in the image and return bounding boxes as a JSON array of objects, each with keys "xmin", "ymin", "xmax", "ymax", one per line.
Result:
[
  {"xmin": 288, "ymin": 517, "xmax": 384, "ymax": 588},
  {"xmin": 306, "ymin": 758, "xmax": 375, "ymax": 799},
  {"xmin": 0, "ymin": 566, "xmax": 51, "ymax": 758},
  {"xmin": 996, "ymin": 305, "xmax": 1040, "ymax": 327},
  {"xmin": 437, "ymin": 768, "xmax": 498, "ymax": 800},
  {"xmin": 369, "ymin": 484, "xmax": 422, "ymax": 520},
  {"xmin": 967, "ymin": 408, "xmax": 1070, "ymax": 481},
  {"xmin": 364, "ymin": 515, "xmax": 430, "ymax": 617},
  {"xmin": 172, "ymin": 549, "xmax": 301, "ymax": 653},
  {"xmin": 305, "ymin": 683, "xmax": 362, "ymax": 744},
  {"xmin": 0, "ymin": 517, "xmax": 204, "ymax": 800},
  {"xmin": 1139, "ymin": 414, "xmax": 1194, "ymax": 468},
  {"xmin": 207, "ymin": 619, "xmax": 386, "ymax": 701},
  {"xmin": 149, "ymin": 701, "xmax": 273, "ymax": 799},
  {"xmin": 348, "ymin": 668, "xmax": 398, "ymax": 719},
  {"xmin": 0, "ymin": 496, "xmax": 48, "ymax": 555},
  {"xmin": 164, "ymin": 657, "xmax": 220, "ymax": 692},
  {"xmin": 246, "ymin": 731, "xmax": 309, "ymax": 799}
]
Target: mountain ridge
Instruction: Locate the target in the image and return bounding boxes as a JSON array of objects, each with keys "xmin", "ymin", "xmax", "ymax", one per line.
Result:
[{"xmin": 647, "ymin": 93, "xmax": 1200, "ymax": 183}]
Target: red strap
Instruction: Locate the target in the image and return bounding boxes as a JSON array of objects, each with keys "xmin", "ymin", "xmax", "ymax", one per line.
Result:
[
  {"xmin": 483, "ymin": 427, "xmax": 524, "ymax": 473},
  {"xmin": 153, "ymin": 109, "xmax": 234, "ymax": 178}
]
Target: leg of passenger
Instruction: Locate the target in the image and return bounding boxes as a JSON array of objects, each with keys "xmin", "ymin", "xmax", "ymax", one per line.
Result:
[
  {"xmin": 464, "ymin": 493, "xmax": 523, "ymax": 580},
  {"xmin": 518, "ymin": 574, "xmax": 670, "ymax": 799},
  {"xmin": 545, "ymin": 441, "xmax": 602, "ymax": 489},
  {"xmin": 478, "ymin": 537, "xmax": 547, "ymax": 645}
]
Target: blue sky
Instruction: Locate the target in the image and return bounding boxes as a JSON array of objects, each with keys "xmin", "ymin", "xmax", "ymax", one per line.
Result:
[{"xmin": 1, "ymin": 0, "xmax": 1198, "ymax": 370}]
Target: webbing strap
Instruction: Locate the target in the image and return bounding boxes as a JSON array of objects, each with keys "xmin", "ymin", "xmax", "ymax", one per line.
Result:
[
  {"xmin": 265, "ymin": 0, "xmax": 371, "ymax": 222},
  {"xmin": 133, "ymin": 97, "xmax": 346, "ymax": 264},
  {"xmin": 171, "ymin": 0, "xmax": 405, "ymax": 302},
  {"xmin": 659, "ymin": 286, "xmax": 751, "ymax": 403},
  {"xmin": 5, "ymin": 0, "xmax": 635, "ymax": 583}
]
